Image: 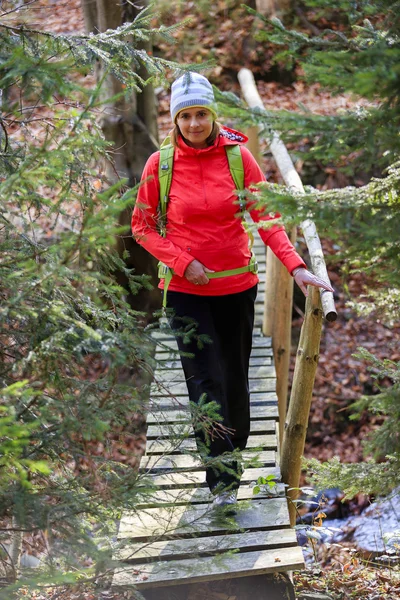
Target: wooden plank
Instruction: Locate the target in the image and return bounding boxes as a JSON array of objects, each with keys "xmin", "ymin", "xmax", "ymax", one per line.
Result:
[
  {"xmin": 156, "ymin": 356, "xmax": 272, "ymax": 369},
  {"xmin": 136, "ymin": 466, "xmax": 281, "ymax": 490},
  {"xmin": 118, "ymin": 497, "xmax": 290, "ymax": 541},
  {"xmin": 145, "ymin": 433, "xmax": 278, "ymax": 455},
  {"xmin": 154, "ymin": 365, "xmax": 276, "ymax": 383},
  {"xmin": 146, "ymin": 419, "xmax": 277, "ymax": 439},
  {"xmin": 133, "ymin": 482, "xmax": 285, "ymax": 509},
  {"xmin": 154, "ymin": 336, "xmax": 271, "ymax": 352},
  {"xmin": 140, "ymin": 450, "xmax": 275, "ymax": 472},
  {"xmin": 113, "ymin": 546, "xmax": 305, "ymax": 588},
  {"xmin": 117, "ymin": 527, "xmax": 295, "ymax": 562},
  {"xmin": 249, "ymin": 347, "xmax": 273, "ymax": 357},
  {"xmin": 152, "ymin": 330, "xmax": 264, "ymax": 343},
  {"xmin": 155, "ymin": 345, "xmax": 273, "ymax": 361},
  {"xmin": 149, "ymin": 391, "xmax": 277, "ymax": 410},
  {"xmin": 250, "ymin": 337, "xmax": 272, "ymax": 348},
  {"xmin": 151, "ymin": 378, "xmax": 276, "ymax": 397},
  {"xmin": 145, "ymin": 404, "xmax": 279, "ymax": 424}
]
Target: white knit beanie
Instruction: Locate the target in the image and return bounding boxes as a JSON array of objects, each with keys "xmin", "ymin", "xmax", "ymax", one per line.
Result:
[{"xmin": 170, "ymin": 72, "xmax": 218, "ymax": 123}]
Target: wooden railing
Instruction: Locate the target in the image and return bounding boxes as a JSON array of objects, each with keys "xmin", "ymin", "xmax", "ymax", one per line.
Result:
[{"xmin": 238, "ymin": 69, "xmax": 338, "ymax": 524}]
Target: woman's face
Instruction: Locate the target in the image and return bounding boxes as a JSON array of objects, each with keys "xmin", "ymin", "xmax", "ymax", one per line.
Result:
[{"xmin": 176, "ymin": 107, "xmax": 214, "ymax": 149}]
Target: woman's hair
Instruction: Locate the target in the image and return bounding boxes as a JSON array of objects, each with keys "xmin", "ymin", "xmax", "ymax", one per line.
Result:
[{"xmin": 170, "ymin": 120, "xmax": 221, "ymax": 148}]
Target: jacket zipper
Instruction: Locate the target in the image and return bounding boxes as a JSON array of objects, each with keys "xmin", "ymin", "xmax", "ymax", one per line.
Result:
[{"xmin": 197, "ymin": 155, "xmax": 208, "ymax": 209}]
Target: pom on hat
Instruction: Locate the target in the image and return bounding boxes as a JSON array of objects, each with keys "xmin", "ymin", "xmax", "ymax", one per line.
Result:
[{"xmin": 170, "ymin": 72, "xmax": 218, "ymax": 123}]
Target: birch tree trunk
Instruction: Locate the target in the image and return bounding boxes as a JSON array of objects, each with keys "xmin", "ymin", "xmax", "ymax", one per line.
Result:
[
  {"xmin": 8, "ymin": 515, "xmax": 23, "ymax": 581},
  {"xmin": 256, "ymin": 0, "xmax": 292, "ymax": 18},
  {"xmin": 81, "ymin": 0, "xmax": 160, "ymax": 320}
]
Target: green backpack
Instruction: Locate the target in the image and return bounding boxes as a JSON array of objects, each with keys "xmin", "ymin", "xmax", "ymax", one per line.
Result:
[{"xmin": 157, "ymin": 139, "xmax": 258, "ymax": 309}]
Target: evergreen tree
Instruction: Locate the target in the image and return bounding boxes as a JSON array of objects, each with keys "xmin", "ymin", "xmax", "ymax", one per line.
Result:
[
  {"xmin": 217, "ymin": 0, "xmax": 400, "ymax": 496},
  {"xmin": 0, "ymin": 4, "xmax": 204, "ymax": 594}
]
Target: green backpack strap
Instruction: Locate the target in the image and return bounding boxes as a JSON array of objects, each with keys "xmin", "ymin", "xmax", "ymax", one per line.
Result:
[
  {"xmin": 158, "ymin": 137, "xmax": 175, "ymax": 237},
  {"xmin": 225, "ymin": 144, "xmax": 244, "ymax": 190},
  {"xmin": 225, "ymin": 144, "xmax": 255, "ymax": 250},
  {"xmin": 225, "ymin": 145, "xmax": 245, "ymax": 211}
]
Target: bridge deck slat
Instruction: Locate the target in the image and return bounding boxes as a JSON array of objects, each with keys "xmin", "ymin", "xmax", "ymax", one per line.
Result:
[
  {"xmin": 154, "ymin": 365, "xmax": 275, "ymax": 381},
  {"xmin": 132, "ymin": 482, "xmax": 285, "ymax": 509},
  {"xmin": 136, "ymin": 466, "xmax": 281, "ymax": 490},
  {"xmin": 155, "ymin": 346, "xmax": 272, "ymax": 360},
  {"xmin": 149, "ymin": 392, "xmax": 277, "ymax": 411},
  {"xmin": 118, "ymin": 497, "xmax": 290, "ymax": 541},
  {"xmin": 117, "ymin": 527, "xmax": 295, "ymax": 562},
  {"xmin": 145, "ymin": 433, "xmax": 277, "ymax": 455},
  {"xmin": 151, "ymin": 378, "xmax": 276, "ymax": 396},
  {"xmin": 145, "ymin": 404, "xmax": 279, "ymax": 424},
  {"xmin": 140, "ymin": 450, "xmax": 275, "ymax": 472},
  {"xmin": 157, "ymin": 355, "xmax": 272, "ymax": 370},
  {"xmin": 113, "ymin": 546, "xmax": 304, "ymax": 588},
  {"xmin": 146, "ymin": 419, "xmax": 277, "ymax": 439}
]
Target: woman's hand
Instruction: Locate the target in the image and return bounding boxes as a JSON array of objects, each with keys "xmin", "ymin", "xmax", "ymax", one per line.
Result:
[
  {"xmin": 184, "ymin": 259, "xmax": 214, "ymax": 285},
  {"xmin": 293, "ymin": 267, "xmax": 334, "ymax": 297}
]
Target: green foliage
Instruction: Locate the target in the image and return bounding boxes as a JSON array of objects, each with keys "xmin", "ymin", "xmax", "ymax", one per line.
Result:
[
  {"xmin": 252, "ymin": 474, "xmax": 277, "ymax": 495},
  {"xmin": 306, "ymin": 454, "xmax": 400, "ymax": 499},
  {"xmin": 218, "ymin": 1, "xmax": 400, "ymax": 499},
  {"xmin": 0, "ymin": 7, "xmax": 239, "ymax": 593},
  {"xmin": 307, "ymin": 350, "xmax": 400, "ymax": 497},
  {"xmin": 349, "ymin": 349, "xmax": 400, "ymax": 458},
  {"xmin": 0, "ymin": 5, "xmax": 200, "ymax": 593},
  {"xmin": 248, "ymin": 161, "xmax": 400, "ymax": 323},
  {"xmin": 240, "ymin": 0, "xmax": 400, "ymax": 173},
  {"xmin": 216, "ymin": 0, "xmax": 400, "ymax": 323}
]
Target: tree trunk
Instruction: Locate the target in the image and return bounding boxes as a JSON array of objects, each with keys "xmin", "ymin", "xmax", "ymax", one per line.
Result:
[
  {"xmin": 256, "ymin": 0, "xmax": 292, "ymax": 18},
  {"xmin": 8, "ymin": 515, "xmax": 23, "ymax": 581},
  {"xmin": 81, "ymin": 0, "xmax": 161, "ymax": 320},
  {"xmin": 81, "ymin": 0, "xmax": 97, "ymax": 32}
]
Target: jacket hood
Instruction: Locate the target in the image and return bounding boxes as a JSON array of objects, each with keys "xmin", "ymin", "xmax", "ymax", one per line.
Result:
[{"xmin": 219, "ymin": 126, "xmax": 248, "ymax": 145}]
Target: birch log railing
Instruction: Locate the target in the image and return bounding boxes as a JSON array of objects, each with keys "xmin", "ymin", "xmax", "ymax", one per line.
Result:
[{"xmin": 238, "ymin": 68, "xmax": 337, "ymax": 525}]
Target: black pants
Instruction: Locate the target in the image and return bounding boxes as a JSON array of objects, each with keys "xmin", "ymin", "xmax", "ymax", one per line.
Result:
[{"xmin": 167, "ymin": 285, "xmax": 257, "ymax": 492}]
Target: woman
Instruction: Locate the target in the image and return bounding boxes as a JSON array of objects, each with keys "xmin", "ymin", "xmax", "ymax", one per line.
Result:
[{"xmin": 131, "ymin": 72, "xmax": 333, "ymax": 509}]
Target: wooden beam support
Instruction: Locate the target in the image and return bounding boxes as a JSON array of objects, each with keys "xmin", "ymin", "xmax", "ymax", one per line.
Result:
[{"xmin": 280, "ymin": 286, "xmax": 323, "ymax": 525}]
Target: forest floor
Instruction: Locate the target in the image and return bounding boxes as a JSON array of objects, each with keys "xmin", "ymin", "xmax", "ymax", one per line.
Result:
[{"xmin": 4, "ymin": 0, "xmax": 400, "ymax": 599}]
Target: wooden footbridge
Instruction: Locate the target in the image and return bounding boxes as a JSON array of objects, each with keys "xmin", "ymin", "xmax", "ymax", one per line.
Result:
[
  {"xmin": 112, "ymin": 235, "xmax": 305, "ymax": 594},
  {"xmin": 113, "ymin": 70, "xmax": 336, "ymax": 597}
]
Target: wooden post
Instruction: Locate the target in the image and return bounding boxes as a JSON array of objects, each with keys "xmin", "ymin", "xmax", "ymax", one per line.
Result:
[
  {"xmin": 246, "ymin": 126, "xmax": 262, "ymax": 167},
  {"xmin": 263, "ymin": 229, "xmax": 296, "ymax": 446},
  {"xmin": 280, "ymin": 286, "xmax": 323, "ymax": 525}
]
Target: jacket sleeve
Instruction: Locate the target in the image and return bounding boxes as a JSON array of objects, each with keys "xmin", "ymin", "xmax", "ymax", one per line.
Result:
[
  {"xmin": 131, "ymin": 152, "xmax": 194, "ymax": 278},
  {"xmin": 240, "ymin": 146, "xmax": 306, "ymax": 275}
]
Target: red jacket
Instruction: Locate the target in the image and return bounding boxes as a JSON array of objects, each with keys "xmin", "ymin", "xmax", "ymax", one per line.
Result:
[{"xmin": 131, "ymin": 127, "xmax": 306, "ymax": 295}]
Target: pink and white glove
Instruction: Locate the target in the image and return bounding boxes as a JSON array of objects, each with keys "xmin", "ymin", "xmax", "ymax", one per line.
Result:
[{"xmin": 292, "ymin": 267, "xmax": 334, "ymax": 297}]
